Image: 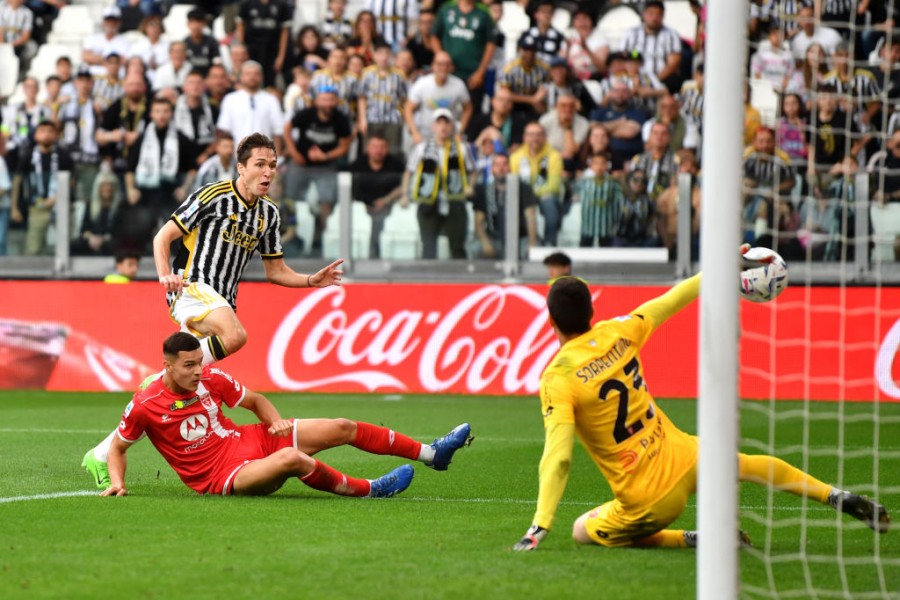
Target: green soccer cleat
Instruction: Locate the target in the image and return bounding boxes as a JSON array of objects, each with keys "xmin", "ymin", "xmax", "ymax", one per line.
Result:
[{"xmin": 82, "ymin": 450, "xmax": 110, "ymax": 490}]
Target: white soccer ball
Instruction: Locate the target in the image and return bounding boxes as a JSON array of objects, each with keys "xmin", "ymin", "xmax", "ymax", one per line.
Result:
[{"xmin": 740, "ymin": 247, "xmax": 789, "ymax": 303}]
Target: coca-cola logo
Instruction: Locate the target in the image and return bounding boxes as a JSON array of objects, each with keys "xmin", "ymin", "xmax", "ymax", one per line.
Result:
[
  {"xmin": 875, "ymin": 318, "xmax": 900, "ymax": 400},
  {"xmin": 268, "ymin": 286, "xmax": 567, "ymax": 394}
]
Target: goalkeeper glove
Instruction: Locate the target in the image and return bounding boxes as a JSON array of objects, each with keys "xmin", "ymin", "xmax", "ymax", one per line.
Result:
[{"xmin": 513, "ymin": 525, "xmax": 548, "ymax": 551}]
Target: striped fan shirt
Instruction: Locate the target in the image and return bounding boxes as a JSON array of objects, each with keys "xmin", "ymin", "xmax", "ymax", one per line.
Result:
[
  {"xmin": 750, "ymin": 0, "xmax": 813, "ymax": 26},
  {"xmin": 820, "ymin": 0, "xmax": 855, "ymax": 25},
  {"xmin": 321, "ymin": 14, "xmax": 354, "ymax": 51},
  {"xmin": 0, "ymin": 3, "xmax": 32, "ymax": 43},
  {"xmin": 577, "ymin": 175, "xmax": 623, "ymax": 243},
  {"xmin": 678, "ymin": 80, "xmax": 704, "ymax": 128},
  {"xmin": 742, "ymin": 147, "xmax": 796, "ymax": 190},
  {"xmin": 499, "ymin": 57, "xmax": 550, "ymax": 97},
  {"xmin": 92, "ymin": 77, "xmax": 124, "ymax": 112},
  {"xmin": 822, "ymin": 68, "xmax": 881, "ymax": 117},
  {"xmin": 359, "ymin": 65, "xmax": 408, "ymax": 125},
  {"xmin": 310, "ymin": 68, "xmax": 359, "ymax": 117},
  {"xmin": 367, "ymin": 0, "xmax": 419, "ymax": 47},
  {"xmin": 630, "ymin": 150, "xmax": 678, "ymax": 199},
  {"xmin": 619, "ymin": 25, "xmax": 682, "ymax": 79},
  {"xmin": 170, "ymin": 179, "xmax": 283, "ymax": 310}
]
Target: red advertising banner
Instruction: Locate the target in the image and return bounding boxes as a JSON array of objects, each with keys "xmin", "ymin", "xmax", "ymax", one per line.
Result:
[{"xmin": 1, "ymin": 281, "xmax": 898, "ymax": 401}]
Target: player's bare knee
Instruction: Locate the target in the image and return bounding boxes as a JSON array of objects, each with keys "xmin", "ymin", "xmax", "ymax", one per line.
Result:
[
  {"xmin": 572, "ymin": 515, "xmax": 593, "ymax": 544},
  {"xmin": 334, "ymin": 418, "xmax": 357, "ymax": 442},
  {"xmin": 276, "ymin": 448, "xmax": 313, "ymax": 474}
]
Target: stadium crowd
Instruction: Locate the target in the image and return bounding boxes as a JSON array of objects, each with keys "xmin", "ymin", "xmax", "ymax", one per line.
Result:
[{"xmin": 0, "ymin": 0, "xmax": 899, "ymax": 261}]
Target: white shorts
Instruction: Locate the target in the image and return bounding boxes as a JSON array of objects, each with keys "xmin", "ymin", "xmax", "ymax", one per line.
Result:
[{"xmin": 168, "ymin": 282, "xmax": 231, "ymax": 335}]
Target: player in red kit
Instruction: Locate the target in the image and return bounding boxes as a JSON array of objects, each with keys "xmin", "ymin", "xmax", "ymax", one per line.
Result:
[{"xmin": 102, "ymin": 332, "xmax": 473, "ymax": 498}]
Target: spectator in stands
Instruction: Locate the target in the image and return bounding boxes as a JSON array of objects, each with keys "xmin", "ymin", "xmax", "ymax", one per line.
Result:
[
  {"xmin": 0, "ymin": 136, "xmax": 10, "ymax": 255},
  {"xmin": 539, "ymin": 93, "xmax": 588, "ymax": 176},
  {"xmin": 395, "ymin": 48, "xmax": 418, "ymax": 81},
  {"xmin": 184, "ymin": 9, "xmax": 219, "ymax": 77},
  {"xmin": 620, "ymin": 0, "xmax": 682, "ymax": 93},
  {"xmin": 499, "ymin": 35, "xmax": 549, "ymax": 120},
  {"xmin": 194, "ymin": 132, "xmax": 236, "ymax": 188},
  {"xmin": 153, "ymin": 41, "xmax": 193, "ymax": 91},
  {"xmin": 0, "ymin": 0, "xmax": 37, "ymax": 79},
  {"xmin": 564, "ymin": 9, "xmax": 609, "ymax": 82},
  {"xmin": 589, "ymin": 78, "xmax": 648, "ymax": 171},
  {"xmin": 216, "ymin": 61, "xmax": 283, "ymax": 149},
  {"xmin": 615, "ymin": 166, "xmax": 658, "ymax": 248},
  {"xmin": 204, "ymin": 64, "xmax": 231, "ymax": 122},
  {"xmin": 472, "ymin": 152, "xmax": 538, "ymax": 259},
  {"xmin": 678, "ymin": 62, "xmax": 704, "ymax": 135},
  {"xmin": 174, "ymin": 70, "xmax": 216, "ymax": 167},
  {"xmin": 92, "ymin": 51, "xmax": 125, "ymax": 114},
  {"xmin": 867, "ymin": 40, "xmax": 900, "ymax": 111},
  {"xmin": 431, "ymin": 0, "xmax": 496, "ymax": 115},
  {"xmin": 358, "ymin": 42, "xmax": 408, "ymax": 155},
  {"xmin": 283, "ymin": 66, "xmax": 312, "ymax": 116},
  {"xmin": 368, "ymin": 0, "xmax": 418, "ymax": 51},
  {"xmin": 10, "ymin": 120, "xmax": 73, "ymax": 256},
  {"xmin": 788, "ymin": 42, "xmax": 829, "ymax": 106},
  {"xmin": 224, "ymin": 43, "xmax": 249, "ymax": 84},
  {"xmin": 59, "ymin": 67, "xmax": 99, "ymax": 206},
  {"xmin": 25, "ymin": 0, "xmax": 64, "ymax": 46},
  {"xmin": 96, "ymin": 70, "xmax": 149, "ymax": 175},
  {"xmin": 510, "ymin": 122, "xmax": 563, "ymax": 246},
  {"xmin": 42, "ymin": 76, "xmax": 64, "ymax": 122},
  {"xmin": 321, "ymin": 0, "xmax": 353, "ymax": 52},
  {"xmin": 574, "ymin": 152, "xmax": 622, "ymax": 248},
  {"xmin": 751, "ymin": 22, "xmax": 795, "ymax": 92},
  {"xmin": 103, "ymin": 249, "xmax": 139, "ymax": 282},
  {"xmin": 630, "ymin": 121, "xmax": 677, "ymax": 201},
  {"xmin": 466, "ymin": 86, "xmax": 524, "ymax": 151},
  {"xmin": 543, "ymin": 250, "xmax": 571, "ymax": 282},
  {"xmin": 536, "ymin": 57, "xmax": 595, "ymax": 115},
  {"xmin": 350, "ymin": 133, "xmax": 405, "ymax": 258},
  {"xmin": 282, "ymin": 84, "xmax": 352, "ymax": 253},
  {"xmin": 128, "ymin": 14, "xmax": 168, "ymax": 80},
  {"xmin": 347, "ymin": 54, "xmax": 366, "ymax": 80},
  {"xmin": 791, "ymin": 4, "xmax": 842, "ymax": 61},
  {"xmin": 310, "ymin": 48, "xmax": 360, "ymax": 119},
  {"xmin": 402, "ymin": 108, "xmax": 474, "ymax": 259},
  {"xmin": 54, "ymin": 56, "xmax": 76, "ymax": 103},
  {"xmin": 71, "ymin": 171, "xmax": 120, "ymax": 256},
  {"xmin": 742, "ymin": 126, "xmax": 796, "ymax": 245},
  {"xmin": 293, "ymin": 25, "xmax": 328, "ymax": 74},
  {"xmin": 83, "ymin": 6, "xmax": 131, "ymax": 75},
  {"xmin": 641, "ymin": 93, "xmax": 698, "ymax": 154},
  {"xmin": 860, "ymin": 0, "xmax": 900, "ymax": 60},
  {"xmin": 406, "ymin": 51, "xmax": 472, "ymax": 145},
  {"xmin": 484, "ymin": 0, "xmax": 506, "ymax": 98},
  {"xmin": 2, "ymin": 77, "xmax": 53, "ymax": 169},
  {"xmin": 823, "ymin": 41, "xmax": 881, "ymax": 134},
  {"xmin": 578, "ymin": 123, "xmax": 611, "ymax": 173},
  {"xmin": 744, "ymin": 81, "xmax": 762, "ymax": 147},
  {"xmin": 872, "ymin": 129, "xmax": 900, "ymax": 204},
  {"xmin": 348, "ymin": 10, "xmax": 387, "ymax": 67},
  {"xmin": 655, "ymin": 149, "xmax": 700, "ymax": 255},
  {"xmin": 622, "ymin": 49, "xmax": 667, "ymax": 114},
  {"xmin": 807, "ymin": 83, "xmax": 863, "ymax": 196},
  {"xmin": 522, "ymin": 0, "xmax": 564, "ymax": 64},
  {"xmin": 798, "ymin": 157, "xmax": 853, "ymax": 262},
  {"xmin": 776, "ymin": 92, "xmax": 808, "ymax": 171},
  {"xmin": 235, "ymin": 0, "xmax": 290, "ymax": 89},
  {"xmin": 406, "ymin": 9, "xmax": 436, "ymax": 71}
]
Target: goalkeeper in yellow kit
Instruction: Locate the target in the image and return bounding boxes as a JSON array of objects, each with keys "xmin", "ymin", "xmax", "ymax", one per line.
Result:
[{"xmin": 514, "ymin": 273, "xmax": 891, "ymax": 551}]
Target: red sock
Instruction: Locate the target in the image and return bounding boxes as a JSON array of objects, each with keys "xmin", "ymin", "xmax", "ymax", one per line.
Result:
[
  {"xmin": 353, "ymin": 422, "xmax": 422, "ymax": 460},
  {"xmin": 300, "ymin": 459, "xmax": 371, "ymax": 497}
]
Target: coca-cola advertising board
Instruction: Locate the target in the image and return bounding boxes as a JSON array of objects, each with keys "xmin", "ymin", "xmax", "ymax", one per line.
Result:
[{"xmin": 1, "ymin": 281, "xmax": 897, "ymax": 402}]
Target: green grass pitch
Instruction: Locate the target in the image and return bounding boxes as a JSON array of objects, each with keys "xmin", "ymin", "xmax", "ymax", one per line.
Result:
[{"xmin": 1, "ymin": 392, "xmax": 897, "ymax": 599}]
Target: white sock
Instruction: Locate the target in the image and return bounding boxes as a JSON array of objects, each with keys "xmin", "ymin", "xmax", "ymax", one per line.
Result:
[
  {"xmin": 198, "ymin": 337, "xmax": 216, "ymax": 366},
  {"xmin": 92, "ymin": 430, "xmax": 117, "ymax": 462},
  {"xmin": 683, "ymin": 530, "xmax": 698, "ymax": 548},
  {"xmin": 417, "ymin": 444, "xmax": 436, "ymax": 464}
]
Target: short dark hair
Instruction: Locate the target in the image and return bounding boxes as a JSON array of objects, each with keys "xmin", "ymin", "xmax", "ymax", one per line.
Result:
[
  {"xmin": 115, "ymin": 249, "xmax": 140, "ymax": 264},
  {"xmin": 216, "ymin": 131, "xmax": 234, "ymax": 143},
  {"xmin": 35, "ymin": 120, "xmax": 58, "ymax": 133},
  {"xmin": 644, "ymin": 0, "xmax": 665, "ymax": 11},
  {"xmin": 151, "ymin": 96, "xmax": 174, "ymax": 110},
  {"xmin": 543, "ymin": 251, "xmax": 572, "ymax": 269},
  {"xmin": 187, "ymin": 8, "xmax": 207, "ymax": 22},
  {"xmin": 547, "ymin": 277, "xmax": 593, "ymax": 336},
  {"xmin": 236, "ymin": 133, "xmax": 276, "ymax": 165},
  {"xmin": 46, "ymin": 75, "xmax": 61, "ymax": 85},
  {"xmin": 367, "ymin": 132, "xmax": 388, "ymax": 144},
  {"xmin": 573, "ymin": 9, "xmax": 596, "ymax": 27},
  {"xmin": 185, "ymin": 69, "xmax": 205, "ymax": 79},
  {"xmin": 56, "ymin": 56, "xmax": 71, "ymax": 66},
  {"xmin": 163, "ymin": 332, "xmax": 201, "ymax": 358}
]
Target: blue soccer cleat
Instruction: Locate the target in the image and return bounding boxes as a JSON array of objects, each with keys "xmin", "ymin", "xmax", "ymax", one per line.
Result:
[
  {"xmin": 428, "ymin": 423, "xmax": 473, "ymax": 471},
  {"xmin": 82, "ymin": 450, "xmax": 111, "ymax": 490},
  {"xmin": 368, "ymin": 464, "xmax": 414, "ymax": 498}
]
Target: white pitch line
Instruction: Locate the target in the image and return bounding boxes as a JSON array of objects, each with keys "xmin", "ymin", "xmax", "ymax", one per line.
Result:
[
  {"xmin": 400, "ymin": 496, "xmax": 834, "ymax": 512},
  {"xmin": 0, "ymin": 490, "xmax": 97, "ymax": 504},
  {"xmin": 0, "ymin": 428, "xmax": 111, "ymax": 434}
]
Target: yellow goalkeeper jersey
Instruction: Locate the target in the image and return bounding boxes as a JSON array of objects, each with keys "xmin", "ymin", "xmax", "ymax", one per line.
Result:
[{"xmin": 532, "ymin": 275, "xmax": 701, "ymax": 530}]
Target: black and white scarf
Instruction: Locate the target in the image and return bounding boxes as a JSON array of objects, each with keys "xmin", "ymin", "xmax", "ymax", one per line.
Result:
[
  {"xmin": 30, "ymin": 145, "xmax": 59, "ymax": 201},
  {"xmin": 174, "ymin": 94, "xmax": 215, "ymax": 146},
  {"xmin": 59, "ymin": 98, "xmax": 99, "ymax": 164},
  {"xmin": 411, "ymin": 137, "xmax": 468, "ymax": 204},
  {"xmin": 135, "ymin": 124, "xmax": 179, "ymax": 188}
]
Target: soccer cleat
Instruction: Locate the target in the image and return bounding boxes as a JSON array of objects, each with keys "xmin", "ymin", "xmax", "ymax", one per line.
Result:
[
  {"xmin": 836, "ymin": 493, "xmax": 891, "ymax": 533},
  {"xmin": 82, "ymin": 450, "xmax": 110, "ymax": 490},
  {"xmin": 427, "ymin": 423, "xmax": 474, "ymax": 471},
  {"xmin": 368, "ymin": 464, "xmax": 414, "ymax": 498}
]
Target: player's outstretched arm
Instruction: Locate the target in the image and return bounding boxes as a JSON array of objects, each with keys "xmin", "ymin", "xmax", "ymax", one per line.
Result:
[
  {"xmin": 262, "ymin": 258, "xmax": 344, "ymax": 289},
  {"xmin": 154, "ymin": 220, "xmax": 187, "ymax": 294},
  {"xmin": 101, "ymin": 435, "xmax": 133, "ymax": 497},
  {"xmin": 514, "ymin": 422, "xmax": 576, "ymax": 551},
  {"xmin": 631, "ymin": 273, "xmax": 702, "ymax": 331},
  {"xmin": 240, "ymin": 389, "xmax": 292, "ymax": 436}
]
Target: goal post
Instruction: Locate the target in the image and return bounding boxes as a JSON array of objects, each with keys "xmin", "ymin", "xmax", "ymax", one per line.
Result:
[{"xmin": 697, "ymin": 0, "xmax": 748, "ymax": 598}]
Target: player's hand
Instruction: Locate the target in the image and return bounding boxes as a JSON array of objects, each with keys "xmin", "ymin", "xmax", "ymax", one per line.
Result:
[
  {"xmin": 268, "ymin": 419, "xmax": 294, "ymax": 437},
  {"xmin": 513, "ymin": 525, "xmax": 548, "ymax": 551},
  {"xmin": 309, "ymin": 259, "xmax": 344, "ymax": 288},
  {"xmin": 159, "ymin": 273, "xmax": 186, "ymax": 293},
  {"xmin": 100, "ymin": 485, "xmax": 127, "ymax": 497}
]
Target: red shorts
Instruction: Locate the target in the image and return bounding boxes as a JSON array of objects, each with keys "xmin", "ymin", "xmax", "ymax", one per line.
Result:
[{"xmin": 204, "ymin": 421, "xmax": 296, "ymax": 495}]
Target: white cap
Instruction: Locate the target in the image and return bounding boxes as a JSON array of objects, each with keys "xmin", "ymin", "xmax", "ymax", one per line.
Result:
[
  {"xmin": 432, "ymin": 108, "xmax": 454, "ymax": 123},
  {"xmin": 102, "ymin": 6, "xmax": 122, "ymax": 20}
]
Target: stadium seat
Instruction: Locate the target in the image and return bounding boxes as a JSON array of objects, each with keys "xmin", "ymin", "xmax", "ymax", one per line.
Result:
[
  {"xmin": 558, "ymin": 205, "xmax": 582, "ymax": 247},
  {"xmin": 163, "ymin": 4, "xmax": 195, "ymax": 44},
  {"xmin": 552, "ymin": 8, "xmax": 572, "ymax": 34},
  {"xmin": 322, "ymin": 201, "xmax": 372, "ymax": 260},
  {"xmin": 293, "ymin": 201, "xmax": 316, "ymax": 257},
  {"xmin": 379, "ymin": 204, "xmax": 420, "ymax": 260},
  {"xmin": 50, "ymin": 5, "xmax": 95, "ymax": 42},
  {"xmin": 749, "ymin": 78, "xmax": 779, "ymax": 127},
  {"xmin": 870, "ymin": 203, "xmax": 900, "ymax": 262},
  {"xmin": 597, "ymin": 6, "xmax": 641, "ymax": 50},
  {"xmin": 0, "ymin": 49, "xmax": 18, "ymax": 99},
  {"xmin": 28, "ymin": 43, "xmax": 81, "ymax": 81},
  {"xmin": 663, "ymin": 0, "xmax": 698, "ymax": 42},
  {"xmin": 499, "ymin": 1, "xmax": 530, "ymax": 58}
]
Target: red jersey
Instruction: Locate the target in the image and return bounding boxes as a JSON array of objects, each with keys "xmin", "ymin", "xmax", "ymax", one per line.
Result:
[{"xmin": 117, "ymin": 366, "xmax": 247, "ymax": 493}]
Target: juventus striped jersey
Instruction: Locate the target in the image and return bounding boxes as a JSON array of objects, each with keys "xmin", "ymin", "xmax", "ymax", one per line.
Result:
[
  {"xmin": 499, "ymin": 57, "xmax": 550, "ymax": 97},
  {"xmin": 367, "ymin": 0, "xmax": 419, "ymax": 47},
  {"xmin": 170, "ymin": 179, "xmax": 283, "ymax": 310},
  {"xmin": 619, "ymin": 25, "xmax": 682, "ymax": 78},
  {"xmin": 678, "ymin": 80, "xmax": 704, "ymax": 128},
  {"xmin": 92, "ymin": 77, "xmax": 124, "ymax": 113},
  {"xmin": 822, "ymin": 68, "xmax": 881, "ymax": 116},
  {"xmin": 0, "ymin": 3, "xmax": 32, "ymax": 43},
  {"xmin": 359, "ymin": 65, "xmax": 408, "ymax": 124},
  {"xmin": 310, "ymin": 69, "xmax": 359, "ymax": 117}
]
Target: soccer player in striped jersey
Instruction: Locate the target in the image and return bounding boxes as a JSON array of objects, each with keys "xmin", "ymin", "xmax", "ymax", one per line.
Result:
[
  {"xmin": 514, "ymin": 263, "xmax": 890, "ymax": 551},
  {"xmin": 83, "ymin": 132, "xmax": 344, "ymax": 489}
]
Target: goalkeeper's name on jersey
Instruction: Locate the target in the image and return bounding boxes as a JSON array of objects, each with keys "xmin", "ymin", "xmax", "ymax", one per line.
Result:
[{"xmin": 575, "ymin": 337, "xmax": 633, "ymax": 384}]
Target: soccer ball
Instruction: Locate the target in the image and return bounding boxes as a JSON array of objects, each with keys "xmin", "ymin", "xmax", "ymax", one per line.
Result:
[{"xmin": 740, "ymin": 247, "xmax": 788, "ymax": 303}]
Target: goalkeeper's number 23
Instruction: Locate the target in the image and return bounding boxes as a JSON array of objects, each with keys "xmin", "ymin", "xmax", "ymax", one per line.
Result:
[{"xmin": 598, "ymin": 357, "xmax": 652, "ymax": 444}]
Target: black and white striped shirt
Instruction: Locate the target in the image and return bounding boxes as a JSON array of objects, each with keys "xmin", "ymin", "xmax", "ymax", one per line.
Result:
[
  {"xmin": 92, "ymin": 77, "xmax": 124, "ymax": 113},
  {"xmin": 742, "ymin": 147, "xmax": 796, "ymax": 189},
  {"xmin": 310, "ymin": 69, "xmax": 359, "ymax": 117},
  {"xmin": 820, "ymin": 0, "xmax": 856, "ymax": 26},
  {"xmin": 576, "ymin": 175, "xmax": 623, "ymax": 243},
  {"xmin": 170, "ymin": 179, "xmax": 283, "ymax": 310},
  {"xmin": 499, "ymin": 57, "xmax": 550, "ymax": 97},
  {"xmin": 749, "ymin": 0, "xmax": 813, "ymax": 27},
  {"xmin": 630, "ymin": 150, "xmax": 678, "ymax": 198},
  {"xmin": 320, "ymin": 14, "xmax": 354, "ymax": 51},
  {"xmin": 523, "ymin": 25, "xmax": 565, "ymax": 65},
  {"xmin": 0, "ymin": 3, "xmax": 32, "ymax": 43},
  {"xmin": 367, "ymin": 0, "xmax": 419, "ymax": 47},
  {"xmin": 359, "ymin": 65, "xmax": 408, "ymax": 125},
  {"xmin": 823, "ymin": 68, "xmax": 881, "ymax": 116},
  {"xmin": 619, "ymin": 25, "xmax": 682, "ymax": 78},
  {"xmin": 678, "ymin": 80, "xmax": 704, "ymax": 128}
]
